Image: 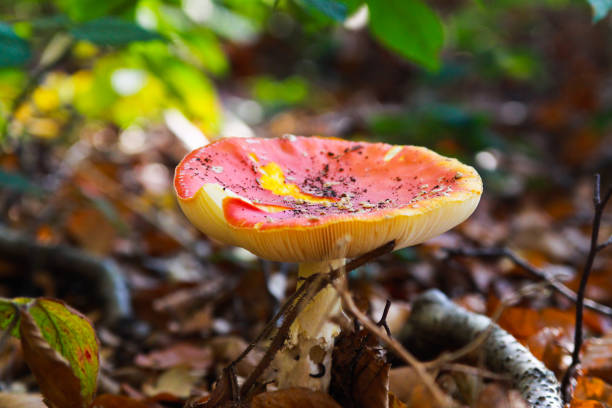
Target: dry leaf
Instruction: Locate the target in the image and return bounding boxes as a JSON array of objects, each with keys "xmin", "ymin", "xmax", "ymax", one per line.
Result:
[
  {"xmin": 331, "ymin": 329, "xmax": 390, "ymax": 408},
  {"xmin": 251, "ymin": 388, "xmax": 341, "ymax": 408},
  {"xmin": 143, "ymin": 366, "xmax": 200, "ymax": 399},
  {"xmin": 91, "ymin": 394, "xmax": 151, "ymax": 408},
  {"xmin": 389, "ymin": 367, "xmax": 420, "ymax": 403},
  {"xmin": 0, "ymin": 393, "xmax": 45, "ymax": 408},
  {"xmin": 135, "ymin": 343, "xmax": 212, "ymax": 370}
]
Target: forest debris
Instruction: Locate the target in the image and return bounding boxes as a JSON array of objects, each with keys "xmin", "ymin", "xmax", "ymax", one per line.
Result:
[
  {"xmin": 90, "ymin": 394, "xmax": 150, "ymax": 408},
  {"xmin": 0, "ymin": 393, "xmax": 45, "ymax": 408},
  {"xmin": 330, "ymin": 328, "xmax": 390, "ymax": 408},
  {"xmin": 251, "ymin": 388, "xmax": 341, "ymax": 408},
  {"xmin": 403, "ymin": 289, "xmax": 563, "ymax": 408},
  {"xmin": 142, "ymin": 366, "xmax": 200, "ymax": 399},
  {"xmin": 134, "ymin": 343, "xmax": 213, "ymax": 370},
  {"xmin": 0, "ymin": 225, "xmax": 131, "ymax": 323}
]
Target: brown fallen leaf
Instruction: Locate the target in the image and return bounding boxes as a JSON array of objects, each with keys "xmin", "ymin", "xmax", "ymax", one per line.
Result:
[
  {"xmin": 389, "ymin": 367, "xmax": 420, "ymax": 404},
  {"xmin": 388, "ymin": 392, "xmax": 408, "ymax": 408},
  {"xmin": 572, "ymin": 376, "xmax": 612, "ymax": 406},
  {"xmin": 143, "ymin": 366, "xmax": 200, "ymax": 399},
  {"xmin": 185, "ymin": 366, "xmax": 245, "ymax": 408},
  {"xmin": 0, "ymin": 393, "xmax": 45, "ymax": 408},
  {"xmin": 330, "ymin": 329, "xmax": 390, "ymax": 408},
  {"xmin": 135, "ymin": 342, "xmax": 212, "ymax": 370},
  {"xmin": 91, "ymin": 394, "xmax": 151, "ymax": 408},
  {"xmin": 251, "ymin": 388, "xmax": 342, "ymax": 408}
]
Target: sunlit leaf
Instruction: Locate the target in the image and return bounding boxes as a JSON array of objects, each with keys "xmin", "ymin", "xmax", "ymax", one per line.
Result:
[
  {"xmin": 71, "ymin": 17, "xmax": 162, "ymax": 46},
  {"xmin": 588, "ymin": 0, "xmax": 612, "ymax": 22},
  {"xmin": 365, "ymin": 0, "xmax": 444, "ymax": 71},
  {"xmin": 19, "ymin": 299, "xmax": 99, "ymax": 408},
  {"xmin": 0, "ymin": 23, "xmax": 31, "ymax": 67}
]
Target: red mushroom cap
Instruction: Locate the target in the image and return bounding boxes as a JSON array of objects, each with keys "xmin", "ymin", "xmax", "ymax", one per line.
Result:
[{"xmin": 175, "ymin": 136, "xmax": 482, "ymax": 262}]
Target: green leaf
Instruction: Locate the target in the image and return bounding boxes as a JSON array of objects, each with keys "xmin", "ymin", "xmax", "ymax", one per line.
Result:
[
  {"xmin": 0, "ymin": 298, "xmax": 24, "ymax": 338},
  {"xmin": 70, "ymin": 17, "xmax": 162, "ymax": 46},
  {"xmin": 0, "ymin": 23, "xmax": 31, "ymax": 67},
  {"xmin": 365, "ymin": 0, "xmax": 444, "ymax": 71},
  {"xmin": 301, "ymin": 0, "xmax": 348, "ymax": 21},
  {"xmin": 589, "ymin": 0, "xmax": 612, "ymax": 22},
  {"xmin": 52, "ymin": 0, "xmax": 132, "ymax": 22},
  {"xmin": 20, "ymin": 298, "xmax": 99, "ymax": 408}
]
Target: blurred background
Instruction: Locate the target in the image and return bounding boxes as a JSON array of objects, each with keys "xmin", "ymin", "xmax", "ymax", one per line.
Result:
[{"xmin": 1, "ymin": 0, "xmax": 612, "ymax": 405}]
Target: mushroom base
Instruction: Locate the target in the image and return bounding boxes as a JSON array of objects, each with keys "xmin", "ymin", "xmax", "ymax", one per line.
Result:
[{"xmin": 274, "ymin": 259, "xmax": 345, "ymax": 391}]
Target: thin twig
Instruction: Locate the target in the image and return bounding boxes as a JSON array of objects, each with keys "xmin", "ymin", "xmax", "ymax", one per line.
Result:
[
  {"xmin": 376, "ymin": 299, "xmax": 392, "ymax": 337},
  {"xmin": 596, "ymin": 235, "xmax": 612, "ymax": 252},
  {"xmin": 561, "ymin": 174, "xmax": 612, "ymax": 402},
  {"xmin": 334, "ymin": 276, "xmax": 457, "ymax": 408},
  {"xmin": 445, "ymin": 246, "xmax": 612, "ymax": 317},
  {"xmin": 240, "ymin": 273, "xmax": 327, "ymax": 397}
]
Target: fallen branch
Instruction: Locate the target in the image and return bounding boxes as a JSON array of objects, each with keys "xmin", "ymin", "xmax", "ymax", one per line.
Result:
[
  {"xmin": 403, "ymin": 289, "xmax": 563, "ymax": 408},
  {"xmin": 445, "ymin": 246, "xmax": 612, "ymax": 317},
  {"xmin": 0, "ymin": 225, "xmax": 132, "ymax": 324}
]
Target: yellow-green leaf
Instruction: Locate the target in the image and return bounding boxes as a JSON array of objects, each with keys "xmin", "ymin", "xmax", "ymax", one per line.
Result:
[{"xmin": 20, "ymin": 298, "xmax": 99, "ymax": 408}]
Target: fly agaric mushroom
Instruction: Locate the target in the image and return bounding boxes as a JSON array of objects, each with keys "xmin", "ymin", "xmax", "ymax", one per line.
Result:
[{"xmin": 174, "ymin": 135, "xmax": 482, "ymax": 391}]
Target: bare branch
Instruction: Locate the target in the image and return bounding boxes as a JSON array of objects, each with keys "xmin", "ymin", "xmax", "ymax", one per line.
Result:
[{"xmin": 445, "ymin": 247, "xmax": 612, "ymax": 317}]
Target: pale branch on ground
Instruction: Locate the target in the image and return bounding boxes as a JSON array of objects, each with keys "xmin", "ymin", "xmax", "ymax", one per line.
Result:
[{"xmin": 403, "ymin": 289, "xmax": 563, "ymax": 408}]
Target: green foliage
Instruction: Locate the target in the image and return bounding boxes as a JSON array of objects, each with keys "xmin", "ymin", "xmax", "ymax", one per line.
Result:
[
  {"xmin": 300, "ymin": 0, "xmax": 348, "ymax": 21},
  {"xmin": 52, "ymin": 0, "xmax": 134, "ymax": 22},
  {"xmin": 0, "ymin": 23, "xmax": 31, "ymax": 67},
  {"xmin": 70, "ymin": 17, "xmax": 162, "ymax": 46},
  {"xmin": 251, "ymin": 76, "xmax": 309, "ymax": 108},
  {"xmin": 366, "ymin": 0, "xmax": 444, "ymax": 71},
  {"xmin": 0, "ymin": 297, "xmax": 99, "ymax": 408},
  {"xmin": 589, "ymin": 0, "xmax": 612, "ymax": 21}
]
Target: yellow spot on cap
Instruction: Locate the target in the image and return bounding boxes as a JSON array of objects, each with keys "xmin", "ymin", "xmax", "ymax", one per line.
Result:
[{"xmin": 259, "ymin": 162, "xmax": 334, "ymax": 204}]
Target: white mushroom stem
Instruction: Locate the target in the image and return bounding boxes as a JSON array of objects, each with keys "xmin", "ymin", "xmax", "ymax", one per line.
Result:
[{"xmin": 274, "ymin": 259, "xmax": 345, "ymax": 391}]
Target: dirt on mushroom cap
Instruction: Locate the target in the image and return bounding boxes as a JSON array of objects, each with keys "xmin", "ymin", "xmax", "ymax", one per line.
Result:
[{"xmin": 174, "ymin": 136, "xmax": 482, "ymax": 261}]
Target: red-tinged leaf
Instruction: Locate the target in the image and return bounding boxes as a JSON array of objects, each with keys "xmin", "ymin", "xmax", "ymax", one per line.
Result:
[
  {"xmin": 251, "ymin": 388, "xmax": 342, "ymax": 408},
  {"xmin": 91, "ymin": 394, "xmax": 151, "ymax": 408},
  {"xmin": 0, "ymin": 392, "xmax": 46, "ymax": 408},
  {"xmin": 19, "ymin": 298, "xmax": 99, "ymax": 408},
  {"xmin": 0, "ymin": 297, "xmax": 31, "ymax": 338}
]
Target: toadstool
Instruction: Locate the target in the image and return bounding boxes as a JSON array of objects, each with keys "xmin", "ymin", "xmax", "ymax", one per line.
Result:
[{"xmin": 174, "ymin": 135, "xmax": 482, "ymax": 391}]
